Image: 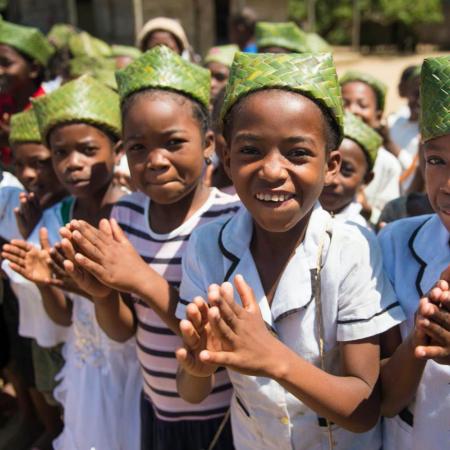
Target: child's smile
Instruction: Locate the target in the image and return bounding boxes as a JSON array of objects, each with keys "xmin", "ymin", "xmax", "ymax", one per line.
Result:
[{"xmin": 224, "ymin": 89, "xmax": 340, "ymax": 233}]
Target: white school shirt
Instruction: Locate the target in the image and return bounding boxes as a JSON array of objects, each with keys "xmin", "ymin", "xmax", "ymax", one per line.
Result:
[
  {"xmin": 0, "ymin": 170, "xmax": 23, "ymax": 190},
  {"xmin": 177, "ymin": 204, "xmax": 405, "ymax": 450},
  {"xmin": 332, "ymin": 200, "xmax": 372, "ymax": 230},
  {"xmin": 379, "ymin": 214, "xmax": 450, "ymax": 450},
  {"xmin": 0, "ymin": 193, "xmax": 70, "ymax": 347},
  {"xmin": 364, "ymin": 147, "xmax": 401, "ymax": 225}
]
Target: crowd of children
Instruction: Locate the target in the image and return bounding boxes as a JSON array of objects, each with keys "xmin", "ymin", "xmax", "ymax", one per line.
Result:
[{"xmin": 0, "ymin": 10, "xmax": 448, "ymax": 450}]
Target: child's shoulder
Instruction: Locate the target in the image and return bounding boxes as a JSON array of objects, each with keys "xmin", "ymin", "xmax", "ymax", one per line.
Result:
[{"xmin": 379, "ymin": 213, "xmax": 435, "ymax": 245}]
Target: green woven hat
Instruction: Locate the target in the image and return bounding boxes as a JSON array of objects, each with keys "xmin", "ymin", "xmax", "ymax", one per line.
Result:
[
  {"xmin": 111, "ymin": 44, "xmax": 141, "ymax": 59},
  {"xmin": 32, "ymin": 74, "xmax": 121, "ymax": 143},
  {"xmin": 68, "ymin": 31, "xmax": 112, "ymax": 58},
  {"xmin": 421, "ymin": 56, "xmax": 450, "ymax": 142},
  {"xmin": 221, "ymin": 52, "xmax": 344, "ymax": 141},
  {"xmin": 255, "ymin": 21, "xmax": 308, "ymax": 53},
  {"xmin": 0, "ymin": 20, "xmax": 54, "ymax": 66},
  {"xmin": 343, "ymin": 111, "xmax": 381, "ymax": 170},
  {"xmin": 116, "ymin": 45, "xmax": 211, "ymax": 109},
  {"xmin": 305, "ymin": 33, "xmax": 331, "ymax": 53},
  {"xmin": 205, "ymin": 44, "xmax": 239, "ymax": 68},
  {"xmin": 340, "ymin": 70, "xmax": 387, "ymax": 112},
  {"xmin": 9, "ymin": 108, "xmax": 41, "ymax": 144},
  {"xmin": 69, "ymin": 56, "xmax": 117, "ymax": 90},
  {"xmin": 47, "ymin": 24, "xmax": 77, "ymax": 49}
]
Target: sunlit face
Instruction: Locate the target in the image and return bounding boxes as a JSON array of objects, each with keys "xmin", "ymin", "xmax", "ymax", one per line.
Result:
[
  {"xmin": 341, "ymin": 81, "xmax": 381, "ymax": 129},
  {"xmin": 0, "ymin": 44, "xmax": 37, "ymax": 96},
  {"xmin": 224, "ymin": 89, "xmax": 340, "ymax": 233},
  {"xmin": 48, "ymin": 123, "xmax": 119, "ymax": 198},
  {"xmin": 424, "ymin": 134, "xmax": 450, "ymax": 231},
  {"xmin": 206, "ymin": 61, "xmax": 230, "ymax": 101},
  {"xmin": 122, "ymin": 91, "xmax": 213, "ymax": 205},
  {"xmin": 143, "ymin": 31, "xmax": 182, "ymax": 54},
  {"xmin": 13, "ymin": 142, "xmax": 66, "ymax": 201},
  {"xmin": 320, "ymin": 138, "xmax": 372, "ymax": 214}
]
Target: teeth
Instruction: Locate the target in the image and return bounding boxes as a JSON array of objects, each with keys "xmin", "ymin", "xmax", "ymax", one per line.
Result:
[{"xmin": 255, "ymin": 193, "xmax": 293, "ymax": 202}]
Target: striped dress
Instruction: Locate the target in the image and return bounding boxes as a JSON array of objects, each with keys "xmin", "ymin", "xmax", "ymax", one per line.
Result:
[{"xmin": 111, "ymin": 188, "xmax": 239, "ymax": 422}]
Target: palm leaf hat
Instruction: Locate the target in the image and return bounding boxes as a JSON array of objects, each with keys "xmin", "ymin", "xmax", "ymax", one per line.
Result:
[
  {"xmin": 255, "ymin": 21, "xmax": 309, "ymax": 53},
  {"xmin": 0, "ymin": 19, "xmax": 54, "ymax": 66},
  {"xmin": 31, "ymin": 74, "xmax": 121, "ymax": 143},
  {"xmin": 420, "ymin": 55, "xmax": 450, "ymax": 142},
  {"xmin": 9, "ymin": 108, "xmax": 41, "ymax": 144},
  {"xmin": 205, "ymin": 44, "xmax": 239, "ymax": 68},
  {"xmin": 116, "ymin": 45, "xmax": 210, "ymax": 108},
  {"xmin": 343, "ymin": 111, "xmax": 382, "ymax": 170},
  {"xmin": 221, "ymin": 51, "xmax": 344, "ymax": 143},
  {"xmin": 340, "ymin": 70, "xmax": 388, "ymax": 112}
]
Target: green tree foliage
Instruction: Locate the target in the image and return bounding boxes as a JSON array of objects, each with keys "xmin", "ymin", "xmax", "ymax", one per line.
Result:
[{"xmin": 288, "ymin": 0, "xmax": 444, "ymax": 44}]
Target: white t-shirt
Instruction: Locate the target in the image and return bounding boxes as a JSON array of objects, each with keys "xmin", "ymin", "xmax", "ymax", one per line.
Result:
[
  {"xmin": 177, "ymin": 204, "xmax": 404, "ymax": 450},
  {"xmin": 333, "ymin": 200, "xmax": 372, "ymax": 230},
  {"xmin": 364, "ymin": 147, "xmax": 401, "ymax": 224},
  {"xmin": 379, "ymin": 214, "xmax": 450, "ymax": 450}
]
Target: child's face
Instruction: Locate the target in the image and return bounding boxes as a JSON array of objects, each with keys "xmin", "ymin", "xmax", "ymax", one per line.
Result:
[
  {"xmin": 13, "ymin": 142, "xmax": 65, "ymax": 199},
  {"xmin": 122, "ymin": 92, "xmax": 213, "ymax": 205},
  {"xmin": 424, "ymin": 134, "xmax": 450, "ymax": 231},
  {"xmin": 144, "ymin": 32, "xmax": 181, "ymax": 54},
  {"xmin": 224, "ymin": 89, "xmax": 340, "ymax": 233},
  {"xmin": 405, "ymin": 76, "xmax": 420, "ymax": 122},
  {"xmin": 320, "ymin": 138, "xmax": 372, "ymax": 214},
  {"xmin": 49, "ymin": 123, "xmax": 119, "ymax": 198},
  {"xmin": 0, "ymin": 44, "xmax": 37, "ymax": 96},
  {"xmin": 207, "ymin": 62, "xmax": 230, "ymax": 102},
  {"xmin": 341, "ymin": 81, "xmax": 381, "ymax": 129}
]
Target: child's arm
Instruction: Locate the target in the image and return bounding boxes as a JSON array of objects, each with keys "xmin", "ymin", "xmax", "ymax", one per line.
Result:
[
  {"xmin": 381, "ymin": 283, "xmax": 450, "ymax": 416},
  {"xmin": 180, "ymin": 275, "xmax": 380, "ymax": 432},
  {"xmin": 56, "ymin": 230, "xmax": 136, "ymax": 342},
  {"xmin": 1, "ymin": 228, "xmax": 73, "ymax": 326},
  {"xmin": 14, "ymin": 192, "xmax": 42, "ymax": 239},
  {"xmin": 61, "ymin": 218, "xmax": 180, "ymax": 334}
]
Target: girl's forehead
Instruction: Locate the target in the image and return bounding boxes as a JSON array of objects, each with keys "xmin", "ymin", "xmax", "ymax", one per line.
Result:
[
  {"xmin": 49, "ymin": 122, "xmax": 114, "ymax": 144},
  {"xmin": 342, "ymin": 81, "xmax": 377, "ymax": 101}
]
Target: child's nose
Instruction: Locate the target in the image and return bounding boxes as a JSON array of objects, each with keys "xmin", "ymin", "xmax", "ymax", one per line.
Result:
[
  {"xmin": 260, "ymin": 153, "xmax": 287, "ymax": 183},
  {"xmin": 147, "ymin": 149, "xmax": 170, "ymax": 170}
]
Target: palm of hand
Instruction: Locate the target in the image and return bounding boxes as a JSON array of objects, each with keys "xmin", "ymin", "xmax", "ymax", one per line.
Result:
[{"xmin": 23, "ymin": 247, "xmax": 52, "ymax": 284}]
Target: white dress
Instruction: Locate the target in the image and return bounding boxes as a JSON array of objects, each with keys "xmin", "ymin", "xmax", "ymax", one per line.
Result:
[{"xmin": 41, "ymin": 198, "xmax": 142, "ymax": 450}]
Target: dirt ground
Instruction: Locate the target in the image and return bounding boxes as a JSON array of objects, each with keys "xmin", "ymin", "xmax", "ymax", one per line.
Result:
[{"xmin": 333, "ymin": 49, "xmax": 450, "ymax": 116}]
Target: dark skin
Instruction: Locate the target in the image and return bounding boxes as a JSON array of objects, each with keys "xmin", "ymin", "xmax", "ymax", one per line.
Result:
[
  {"xmin": 320, "ymin": 138, "xmax": 374, "ymax": 215},
  {"xmin": 2, "ymin": 123, "xmax": 124, "ymax": 326},
  {"xmin": 12, "ymin": 142, "xmax": 68, "ymax": 237},
  {"xmin": 49, "ymin": 92, "xmax": 215, "ymax": 338},
  {"xmin": 177, "ymin": 91, "xmax": 390, "ymax": 432},
  {"xmin": 258, "ymin": 46, "xmax": 293, "ymax": 54},
  {"xmin": 206, "ymin": 61, "xmax": 230, "ymax": 102},
  {"xmin": 0, "ymin": 44, "xmax": 41, "ymax": 147},
  {"xmin": 143, "ymin": 31, "xmax": 182, "ymax": 54}
]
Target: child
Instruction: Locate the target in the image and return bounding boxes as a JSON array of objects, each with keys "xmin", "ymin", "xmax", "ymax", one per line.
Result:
[
  {"xmin": 0, "ymin": 20, "xmax": 54, "ymax": 168},
  {"xmin": 379, "ymin": 55, "xmax": 450, "ymax": 450},
  {"xmin": 59, "ymin": 45, "xmax": 238, "ymax": 450},
  {"xmin": 228, "ymin": 7, "xmax": 257, "ymax": 53},
  {"xmin": 340, "ymin": 71, "xmax": 401, "ymax": 224},
  {"xmin": 3, "ymin": 75, "xmax": 141, "ymax": 450},
  {"xmin": 0, "ymin": 108, "xmax": 66, "ymax": 450},
  {"xmin": 255, "ymin": 21, "xmax": 308, "ymax": 53},
  {"xmin": 320, "ymin": 111, "xmax": 380, "ymax": 228},
  {"xmin": 175, "ymin": 52, "xmax": 404, "ymax": 450},
  {"xmin": 387, "ymin": 67, "xmax": 421, "ymax": 192},
  {"xmin": 204, "ymin": 44, "xmax": 238, "ymax": 103}
]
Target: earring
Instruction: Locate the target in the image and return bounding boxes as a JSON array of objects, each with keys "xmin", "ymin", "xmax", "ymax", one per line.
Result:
[{"xmin": 205, "ymin": 156, "xmax": 212, "ymax": 166}]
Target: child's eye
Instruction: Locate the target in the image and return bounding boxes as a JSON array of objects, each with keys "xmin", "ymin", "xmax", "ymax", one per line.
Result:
[
  {"xmin": 340, "ymin": 162, "xmax": 356, "ymax": 177},
  {"xmin": 127, "ymin": 143, "xmax": 145, "ymax": 153},
  {"xmin": 166, "ymin": 138, "xmax": 186, "ymax": 149},
  {"xmin": 53, "ymin": 149, "xmax": 67, "ymax": 157},
  {"xmin": 82, "ymin": 146, "xmax": 98, "ymax": 156},
  {"xmin": 239, "ymin": 145, "xmax": 260, "ymax": 156},
  {"xmin": 287, "ymin": 148, "xmax": 310, "ymax": 159},
  {"xmin": 426, "ymin": 156, "xmax": 445, "ymax": 166}
]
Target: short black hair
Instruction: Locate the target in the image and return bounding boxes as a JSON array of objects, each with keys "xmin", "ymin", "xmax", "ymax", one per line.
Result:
[
  {"xmin": 230, "ymin": 7, "xmax": 257, "ymax": 34},
  {"xmin": 222, "ymin": 88, "xmax": 341, "ymax": 152},
  {"xmin": 121, "ymin": 88, "xmax": 210, "ymax": 142}
]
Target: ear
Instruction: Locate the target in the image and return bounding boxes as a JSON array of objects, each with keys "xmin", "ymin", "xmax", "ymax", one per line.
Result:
[
  {"xmin": 202, "ymin": 130, "xmax": 215, "ymax": 162},
  {"xmin": 375, "ymin": 109, "xmax": 383, "ymax": 125},
  {"xmin": 324, "ymin": 149, "xmax": 341, "ymax": 185},
  {"xmin": 28, "ymin": 61, "xmax": 41, "ymax": 81},
  {"xmin": 363, "ymin": 170, "xmax": 374, "ymax": 187},
  {"xmin": 113, "ymin": 140, "xmax": 125, "ymax": 165}
]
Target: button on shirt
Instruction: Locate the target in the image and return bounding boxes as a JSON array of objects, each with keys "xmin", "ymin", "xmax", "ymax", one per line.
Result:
[{"xmin": 177, "ymin": 204, "xmax": 404, "ymax": 450}]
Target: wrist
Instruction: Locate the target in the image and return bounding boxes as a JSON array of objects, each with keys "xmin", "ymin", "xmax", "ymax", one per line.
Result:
[{"xmin": 261, "ymin": 338, "xmax": 291, "ymax": 381}]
